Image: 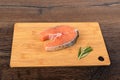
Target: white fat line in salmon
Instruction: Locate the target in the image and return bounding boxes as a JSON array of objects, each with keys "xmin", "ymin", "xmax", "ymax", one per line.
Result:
[
  {"xmin": 45, "ymin": 29, "xmax": 79, "ymax": 51},
  {"xmin": 48, "ymin": 33, "xmax": 62, "ymax": 40}
]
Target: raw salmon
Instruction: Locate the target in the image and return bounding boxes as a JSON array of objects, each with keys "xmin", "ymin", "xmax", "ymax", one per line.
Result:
[{"xmin": 40, "ymin": 25, "xmax": 79, "ymax": 51}]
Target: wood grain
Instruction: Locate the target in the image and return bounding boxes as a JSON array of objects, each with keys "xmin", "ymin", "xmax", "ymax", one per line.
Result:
[
  {"xmin": 0, "ymin": 0, "xmax": 120, "ymax": 80},
  {"xmin": 10, "ymin": 22, "xmax": 110, "ymax": 67}
]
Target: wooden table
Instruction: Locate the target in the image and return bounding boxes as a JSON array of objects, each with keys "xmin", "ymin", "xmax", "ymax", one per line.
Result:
[{"xmin": 0, "ymin": 0, "xmax": 120, "ymax": 80}]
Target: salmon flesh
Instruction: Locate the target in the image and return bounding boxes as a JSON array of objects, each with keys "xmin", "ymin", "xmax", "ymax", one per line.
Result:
[{"xmin": 40, "ymin": 25, "xmax": 79, "ymax": 51}]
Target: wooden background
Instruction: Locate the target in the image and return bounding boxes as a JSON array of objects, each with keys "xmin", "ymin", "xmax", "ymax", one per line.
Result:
[{"xmin": 0, "ymin": 0, "xmax": 120, "ymax": 80}]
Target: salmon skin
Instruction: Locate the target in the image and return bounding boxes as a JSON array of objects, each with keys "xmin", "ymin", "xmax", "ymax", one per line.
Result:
[{"xmin": 40, "ymin": 25, "xmax": 79, "ymax": 51}]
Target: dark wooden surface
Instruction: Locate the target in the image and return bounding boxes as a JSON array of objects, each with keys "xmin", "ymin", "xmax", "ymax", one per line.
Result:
[{"xmin": 0, "ymin": 0, "xmax": 120, "ymax": 80}]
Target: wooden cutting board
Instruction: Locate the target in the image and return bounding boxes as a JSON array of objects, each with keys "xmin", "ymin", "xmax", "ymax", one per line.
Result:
[{"xmin": 10, "ymin": 22, "xmax": 110, "ymax": 67}]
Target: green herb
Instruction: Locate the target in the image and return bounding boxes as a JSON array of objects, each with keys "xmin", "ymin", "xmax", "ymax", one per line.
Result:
[{"xmin": 78, "ymin": 46, "xmax": 93, "ymax": 59}]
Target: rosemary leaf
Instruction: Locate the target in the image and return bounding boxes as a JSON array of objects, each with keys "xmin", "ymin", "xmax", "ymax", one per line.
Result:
[
  {"xmin": 78, "ymin": 46, "xmax": 93, "ymax": 59},
  {"xmin": 78, "ymin": 47, "xmax": 81, "ymax": 57}
]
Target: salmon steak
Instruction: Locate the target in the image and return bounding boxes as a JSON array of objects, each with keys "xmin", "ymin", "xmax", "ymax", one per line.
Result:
[{"xmin": 40, "ymin": 25, "xmax": 79, "ymax": 51}]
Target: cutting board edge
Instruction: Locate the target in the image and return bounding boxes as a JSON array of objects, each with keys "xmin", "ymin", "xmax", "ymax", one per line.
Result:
[{"xmin": 10, "ymin": 22, "xmax": 111, "ymax": 67}]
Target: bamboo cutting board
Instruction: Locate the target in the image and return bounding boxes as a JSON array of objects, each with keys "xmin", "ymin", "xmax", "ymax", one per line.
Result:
[{"xmin": 10, "ymin": 22, "xmax": 110, "ymax": 67}]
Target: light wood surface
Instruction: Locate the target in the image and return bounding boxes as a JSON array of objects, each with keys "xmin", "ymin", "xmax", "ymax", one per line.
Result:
[{"xmin": 10, "ymin": 22, "xmax": 110, "ymax": 67}]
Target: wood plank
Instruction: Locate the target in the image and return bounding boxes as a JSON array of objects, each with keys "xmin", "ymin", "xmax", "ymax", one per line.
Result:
[
  {"xmin": 0, "ymin": 22, "xmax": 13, "ymax": 54},
  {"xmin": 0, "ymin": 0, "xmax": 119, "ymax": 7},
  {"xmin": 0, "ymin": 0, "xmax": 119, "ymax": 22},
  {"xmin": 0, "ymin": 7, "xmax": 119, "ymax": 22}
]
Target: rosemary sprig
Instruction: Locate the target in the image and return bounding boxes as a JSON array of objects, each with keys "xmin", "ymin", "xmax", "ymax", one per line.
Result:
[{"xmin": 78, "ymin": 46, "xmax": 93, "ymax": 59}]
